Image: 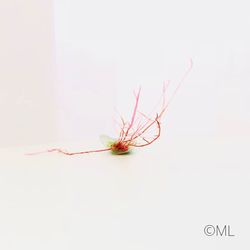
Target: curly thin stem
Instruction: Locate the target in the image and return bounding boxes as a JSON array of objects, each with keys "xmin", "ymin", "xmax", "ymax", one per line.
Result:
[{"xmin": 132, "ymin": 117, "xmax": 161, "ymax": 147}]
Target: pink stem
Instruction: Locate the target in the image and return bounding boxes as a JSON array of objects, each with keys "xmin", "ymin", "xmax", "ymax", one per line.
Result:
[
  {"xmin": 124, "ymin": 87, "xmax": 141, "ymax": 138},
  {"xmin": 26, "ymin": 148, "xmax": 111, "ymax": 156}
]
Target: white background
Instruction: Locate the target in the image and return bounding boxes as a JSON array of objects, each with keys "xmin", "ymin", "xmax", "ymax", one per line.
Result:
[{"xmin": 0, "ymin": 0, "xmax": 250, "ymax": 249}]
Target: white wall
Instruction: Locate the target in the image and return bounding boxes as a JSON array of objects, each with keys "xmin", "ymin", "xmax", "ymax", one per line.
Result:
[
  {"xmin": 1, "ymin": 0, "xmax": 250, "ymax": 146},
  {"xmin": 0, "ymin": 1, "xmax": 55, "ymax": 147},
  {"xmin": 54, "ymin": 0, "xmax": 250, "ymax": 143}
]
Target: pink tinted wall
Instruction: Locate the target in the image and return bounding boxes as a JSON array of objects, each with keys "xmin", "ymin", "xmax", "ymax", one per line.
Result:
[{"xmin": 0, "ymin": 1, "xmax": 56, "ymax": 147}]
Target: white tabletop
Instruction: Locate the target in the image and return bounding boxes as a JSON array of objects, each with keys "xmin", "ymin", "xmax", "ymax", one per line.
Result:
[{"xmin": 0, "ymin": 136, "xmax": 249, "ymax": 249}]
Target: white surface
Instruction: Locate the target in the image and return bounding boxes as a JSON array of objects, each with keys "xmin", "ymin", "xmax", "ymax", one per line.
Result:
[
  {"xmin": 1, "ymin": 0, "xmax": 250, "ymax": 249},
  {"xmin": 0, "ymin": 136, "xmax": 249, "ymax": 249}
]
